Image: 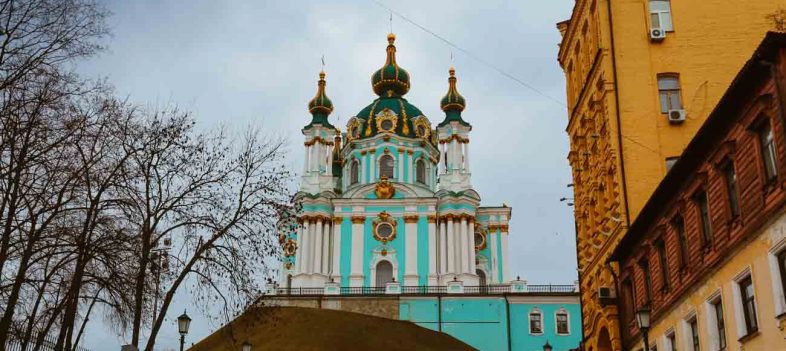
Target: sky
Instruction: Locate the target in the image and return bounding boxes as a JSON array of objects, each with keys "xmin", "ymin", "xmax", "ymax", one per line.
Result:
[{"xmin": 77, "ymin": 0, "xmax": 576, "ymax": 349}]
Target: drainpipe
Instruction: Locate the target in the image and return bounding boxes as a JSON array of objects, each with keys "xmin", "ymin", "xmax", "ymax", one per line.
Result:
[
  {"xmin": 606, "ymin": 0, "xmax": 631, "ymax": 226},
  {"xmin": 505, "ymin": 294, "xmax": 512, "ymax": 351}
]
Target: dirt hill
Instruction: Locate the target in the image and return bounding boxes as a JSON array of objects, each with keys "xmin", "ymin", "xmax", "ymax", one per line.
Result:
[{"xmin": 187, "ymin": 306, "xmax": 476, "ymax": 351}]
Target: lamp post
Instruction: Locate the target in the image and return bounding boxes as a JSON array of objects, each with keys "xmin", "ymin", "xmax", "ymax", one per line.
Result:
[
  {"xmin": 543, "ymin": 341, "xmax": 552, "ymax": 351},
  {"xmin": 242, "ymin": 342, "xmax": 252, "ymax": 351},
  {"xmin": 177, "ymin": 310, "xmax": 191, "ymax": 351},
  {"xmin": 635, "ymin": 306, "xmax": 652, "ymax": 351}
]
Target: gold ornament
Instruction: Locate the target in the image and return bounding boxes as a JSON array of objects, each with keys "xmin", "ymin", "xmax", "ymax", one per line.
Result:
[
  {"xmin": 375, "ymin": 175, "xmax": 396, "ymax": 199},
  {"xmin": 372, "ymin": 211, "xmax": 397, "ymax": 243}
]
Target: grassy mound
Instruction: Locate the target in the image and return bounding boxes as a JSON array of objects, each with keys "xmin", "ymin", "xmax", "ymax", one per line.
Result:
[{"xmin": 188, "ymin": 306, "xmax": 475, "ymax": 351}]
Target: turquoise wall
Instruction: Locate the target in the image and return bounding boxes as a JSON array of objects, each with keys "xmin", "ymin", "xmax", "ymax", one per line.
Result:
[{"xmin": 399, "ymin": 297, "xmax": 581, "ymax": 351}]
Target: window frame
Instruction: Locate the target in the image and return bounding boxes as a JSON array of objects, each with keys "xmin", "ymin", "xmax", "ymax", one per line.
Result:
[
  {"xmin": 555, "ymin": 308, "xmax": 570, "ymax": 335},
  {"xmin": 778, "ymin": 249, "xmax": 786, "ymax": 315},
  {"xmin": 529, "ymin": 308, "xmax": 544, "ymax": 335},
  {"xmin": 656, "ymin": 239, "xmax": 670, "ymax": 292},
  {"xmin": 704, "ymin": 292, "xmax": 727, "ymax": 351},
  {"xmin": 694, "ymin": 190, "xmax": 712, "ymax": 248},
  {"xmin": 739, "ymin": 276, "xmax": 758, "ymax": 336},
  {"xmin": 689, "ymin": 317, "xmax": 700, "ymax": 351},
  {"xmin": 657, "ymin": 74, "xmax": 683, "ymax": 113},
  {"xmin": 664, "ymin": 330, "xmax": 677, "ymax": 351},
  {"xmin": 640, "ymin": 259, "xmax": 653, "ymax": 304},
  {"xmin": 756, "ymin": 118, "xmax": 778, "ymax": 184},
  {"xmin": 350, "ymin": 159, "xmax": 360, "ymax": 185},
  {"xmin": 378, "ymin": 153, "xmax": 396, "ymax": 179},
  {"xmin": 416, "ymin": 158, "xmax": 426, "ymax": 185},
  {"xmin": 672, "ymin": 215, "xmax": 689, "ymax": 269},
  {"xmin": 721, "ymin": 161, "xmax": 741, "ymax": 219},
  {"xmin": 648, "ymin": 0, "xmax": 674, "ymax": 31}
]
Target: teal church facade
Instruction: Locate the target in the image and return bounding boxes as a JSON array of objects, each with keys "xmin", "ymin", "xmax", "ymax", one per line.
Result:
[{"xmin": 272, "ymin": 33, "xmax": 582, "ymax": 351}]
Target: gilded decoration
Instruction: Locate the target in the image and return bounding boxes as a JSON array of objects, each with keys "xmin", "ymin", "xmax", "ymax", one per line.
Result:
[
  {"xmin": 346, "ymin": 118, "xmax": 362, "ymax": 141},
  {"xmin": 375, "ymin": 108, "xmax": 398, "ymax": 133},
  {"xmin": 283, "ymin": 239, "xmax": 297, "ymax": 257},
  {"xmin": 474, "ymin": 229, "xmax": 487, "ymax": 251},
  {"xmin": 373, "ymin": 211, "xmax": 397, "ymax": 243},
  {"xmin": 351, "ymin": 216, "xmax": 366, "ymax": 224},
  {"xmin": 375, "ymin": 175, "xmax": 396, "ymax": 199},
  {"xmin": 403, "ymin": 215, "xmax": 419, "ymax": 223},
  {"xmin": 411, "ymin": 116, "xmax": 431, "ymax": 140}
]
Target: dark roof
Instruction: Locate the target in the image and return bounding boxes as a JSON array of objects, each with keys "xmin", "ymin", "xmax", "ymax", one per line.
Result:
[{"xmin": 610, "ymin": 32, "xmax": 786, "ymax": 261}]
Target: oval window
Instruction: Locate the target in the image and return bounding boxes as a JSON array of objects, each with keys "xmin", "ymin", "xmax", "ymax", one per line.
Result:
[
  {"xmin": 417, "ymin": 125, "xmax": 426, "ymax": 136},
  {"xmin": 381, "ymin": 119, "xmax": 394, "ymax": 131},
  {"xmin": 474, "ymin": 233, "xmax": 483, "ymax": 246},
  {"xmin": 377, "ymin": 223, "xmax": 394, "ymax": 239}
]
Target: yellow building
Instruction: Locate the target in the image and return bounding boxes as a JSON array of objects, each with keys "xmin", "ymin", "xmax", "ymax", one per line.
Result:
[{"xmin": 556, "ymin": 1, "xmax": 786, "ymax": 350}]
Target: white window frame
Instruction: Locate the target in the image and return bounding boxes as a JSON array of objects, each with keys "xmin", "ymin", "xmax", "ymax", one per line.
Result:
[
  {"xmin": 377, "ymin": 152, "xmax": 396, "ymax": 180},
  {"xmin": 730, "ymin": 266, "xmax": 758, "ymax": 339},
  {"xmin": 703, "ymin": 289, "xmax": 726, "ymax": 351},
  {"xmin": 415, "ymin": 157, "xmax": 427, "ymax": 185},
  {"xmin": 681, "ymin": 310, "xmax": 699, "ymax": 351},
  {"xmin": 649, "ymin": 0, "xmax": 674, "ymax": 31},
  {"xmin": 768, "ymin": 238, "xmax": 786, "ymax": 317},
  {"xmin": 528, "ymin": 307, "xmax": 544, "ymax": 335},
  {"xmin": 554, "ymin": 307, "xmax": 570, "ymax": 335},
  {"xmin": 662, "ymin": 328, "xmax": 677, "ymax": 351}
]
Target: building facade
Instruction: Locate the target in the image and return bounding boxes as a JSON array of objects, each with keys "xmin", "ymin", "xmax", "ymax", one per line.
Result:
[
  {"xmin": 259, "ymin": 34, "xmax": 583, "ymax": 351},
  {"xmin": 611, "ymin": 33, "xmax": 786, "ymax": 351},
  {"xmin": 556, "ymin": 1, "xmax": 786, "ymax": 349}
]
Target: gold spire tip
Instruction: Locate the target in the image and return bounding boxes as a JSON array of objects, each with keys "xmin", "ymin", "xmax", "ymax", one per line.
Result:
[{"xmin": 387, "ymin": 33, "xmax": 396, "ymax": 44}]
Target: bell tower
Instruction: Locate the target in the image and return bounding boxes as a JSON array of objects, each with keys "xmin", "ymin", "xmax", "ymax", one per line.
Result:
[
  {"xmin": 301, "ymin": 70, "xmax": 339, "ymax": 195},
  {"xmin": 437, "ymin": 67, "xmax": 472, "ymax": 192}
]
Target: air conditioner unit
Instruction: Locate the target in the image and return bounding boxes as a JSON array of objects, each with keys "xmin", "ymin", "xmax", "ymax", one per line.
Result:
[
  {"xmin": 599, "ymin": 286, "xmax": 617, "ymax": 307},
  {"xmin": 650, "ymin": 27, "xmax": 666, "ymax": 41},
  {"xmin": 668, "ymin": 109, "xmax": 686, "ymax": 124}
]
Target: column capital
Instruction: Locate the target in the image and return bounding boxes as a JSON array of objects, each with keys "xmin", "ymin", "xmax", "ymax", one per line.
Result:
[
  {"xmin": 427, "ymin": 215, "xmax": 437, "ymax": 223},
  {"xmin": 403, "ymin": 215, "xmax": 419, "ymax": 223},
  {"xmin": 351, "ymin": 216, "xmax": 366, "ymax": 224},
  {"xmin": 332, "ymin": 216, "xmax": 343, "ymax": 224}
]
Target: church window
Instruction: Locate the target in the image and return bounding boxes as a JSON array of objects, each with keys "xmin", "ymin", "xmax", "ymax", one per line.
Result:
[
  {"xmin": 657, "ymin": 75, "xmax": 682, "ymax": 113},
  {"xmin": 529, "ymin": 309, "xmax": 543, "ymax": 334},
  {"xmin": 380, "ymin": 119, "xmax": 394, "ymax": 132},
  {"xmin": 416, "ymin": 159, "xmax": 426, "ymax": 184},
  {"xmin": 350, "ymin": 159, "xmax": 359, "ymax": 185},
  {"xmin": 417, "ymin": 125, "xmax": 426, "ymax": 137},
  {"xmin": 380, "ymin": 154, "xmax": 395, "ymax": 179},
  {"xmin": 556, "ymin": 309, "xmax": 569, "ymax": 335},
  {"xmin": 376, "ymin": 222, "xmax": 394, "ymax": 240},
  {"xmin": 375, "ymin": 260, "xmax": 393, "ymax": 287},
  {"xmin": 649, "ymin": 0, "xmax": 673, "ymax": 31}
]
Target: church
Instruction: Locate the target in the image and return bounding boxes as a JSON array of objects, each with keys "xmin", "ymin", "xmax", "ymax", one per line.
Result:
[{"xmin": 281, "ymin": 33, "xmax": 511, "ymax": 290}]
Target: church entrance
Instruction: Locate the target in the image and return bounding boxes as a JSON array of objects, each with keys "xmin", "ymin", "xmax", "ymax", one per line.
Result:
[{"xmin": 375, "ymin": 260, "xmax": 393, "ymax": 287}]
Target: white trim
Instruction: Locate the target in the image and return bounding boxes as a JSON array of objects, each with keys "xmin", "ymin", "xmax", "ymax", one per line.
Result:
[
  {"xmin": 528, "ymin": 307, "xmax": 544, "ymax": 335},
  {"xmin": 681, "ymin": 310, "xmax": 698, "ymax": 351},
  {"xmin": 768, "ymin": 237, "xmax": 786, "ymax": 317},
  {"xmin": 663, "ymin": 328, "xmax": 677, "ymax": 351},
  {"xmin": 703, "ymin": 289, "xmax": 723, "ymax": 351},
  {"xmin": 554, "ymin": 307, "xmax": 571, "ymax": 336},
  {"xmin": 731, "ymin": 266, "xmax": 758, "ymax": 339}
]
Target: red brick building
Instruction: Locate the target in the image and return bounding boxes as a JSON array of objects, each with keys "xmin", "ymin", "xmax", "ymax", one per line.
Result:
[{"xmin": 610, "ymin": 32, "xmax": 786, "ymax": 351}]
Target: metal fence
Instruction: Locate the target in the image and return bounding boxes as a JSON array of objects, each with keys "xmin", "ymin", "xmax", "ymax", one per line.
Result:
[
  {"xmin": 273, "ymin": 284, "xmax": 576, "ymax": 296},
  {"xmin": 5, "ymin": 330, "xmax": 91, "ymax": 351}
]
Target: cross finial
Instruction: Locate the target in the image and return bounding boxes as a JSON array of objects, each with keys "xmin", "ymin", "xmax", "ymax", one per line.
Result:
[
  {"xmin": 389, "ymin": 11, "xmax": 393, "ymax": 33},
  {"xmin": 321, "ymin": 54, "xmax": 325, "ymax": 71}
]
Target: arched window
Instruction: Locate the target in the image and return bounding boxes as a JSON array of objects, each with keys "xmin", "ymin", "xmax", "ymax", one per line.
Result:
[
  {"xmin": 375, "ymin": 260, "xmax": 393, "ymax": 287},
  {"xmin": 556, "ymin": 308, "xmax": 570, "ymax": 335},
  {"xmin": 416, "ymin": 159, "xmax": 426, "ymax": 184},
  {"xmin": 529, "ymin": 307, "xmax": 543, "ymax": 334},
  {"xmin": 350, "ymin": 160, "xmax": 359, "ymax": 185},
  {"xmin": 379, "ymin": 154, "xmax": 395, "ymax": 179}
]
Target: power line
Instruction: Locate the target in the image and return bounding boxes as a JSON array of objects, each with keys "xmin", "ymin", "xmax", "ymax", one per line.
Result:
[{"xmin": 373, "ymin": 0, "xmax": 566, "ymax": 108}]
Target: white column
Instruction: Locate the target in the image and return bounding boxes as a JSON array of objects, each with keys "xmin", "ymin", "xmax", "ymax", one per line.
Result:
[
  {"xmin": 398, "ymin": 148, "xmax": 404, "ymax": 181},
  {"xmin": 295, "ymin": 224, "xmax": 304, "ymax": 274},
  {"xmin": 350, "ymin": 217, "xmax": 365, "ymax": 287},
  {"xmin": 331, "ymin": 219, "xmax": 342, "ymax": 278},
  {"xmin": 404, "ymin": 216, "xmax": 418, "ymax": 286},
  {"xmin": 303, "ymin": 145, "xmax": 310, "ymax": 174},
  {"xmin": 468, "ymin": 219, "xmax": 476, "ymax": 274},
  {"xmin": 439, "ymin": 143, "xmax": 445, "ymax": 174},
  {"xmin": 446, "ymin": 218, "xmax": 455, "ymax": 274},
  {"xmin": 501, "ymin": 227, "xmax": 510, "ymax": 282},
  {"xmin": 301, "ymin": 220, "xmax": 312, "ymax": 274},
  {"xmin": 326, "ymin": 144, "xmax": 333, "ymax": 176},
  {"xmin": 439, "ymin": 219, "xmax": 447, "ymax": 275},
  {"xmin": 314, "ymin": 219, "xmax": 324, "ymax": 274},
  {"xmin": 407, "ymin": 151, "xmax": 414, "ymax": 183},
  {"xmin": 464, "ymin": 141, "xmax": 470, "ymax": 172},
  {"xmin": 489, "ymin": 229, "xmax": 499, "ymax": 283},
  {"xmin": 359, "ymin": 154, "xmax": 366, "ymax": 184},
  {"xmin": 322, "ymin": 222, "xmax": 331, "ymax": 274},
  {"xmin": 459, "ymin": 216, "xmax": 468, "ymax": 274},
  {"xmin": 428, "ymin": 217, "xmax": 437, "ymax": 285},
  {"xmin": 450, "ymin": 140, "xmax": 458, "ymax": 171}
]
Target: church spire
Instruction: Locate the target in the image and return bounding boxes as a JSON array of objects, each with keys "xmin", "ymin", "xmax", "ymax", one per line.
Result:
[
  {"xmin": 438, "ymin": 66, "xmax": 469, "ymax": 127},
  {"xmin": 371, "ymin": 33, "xmax": 411, "ymax": 97},
  {"xmin": 307, "ymin": 70, "xmax": 334, "ymax": 128}
]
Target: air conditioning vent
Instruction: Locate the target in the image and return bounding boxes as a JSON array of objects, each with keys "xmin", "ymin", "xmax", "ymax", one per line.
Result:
[
  {"xmin": 650, "ymin": 27, "xmax": 666, "ymax": 41},
  {"xmin": 599, "ymin": 286, "xmax": 617, "ymax": 307},
  {"xmin": 599, "ymin": 287, "xmax": 614, "ymax": 298},
  {"xmin": 668, "ymin": 109, "xmax": 686, "ymax": 124}
]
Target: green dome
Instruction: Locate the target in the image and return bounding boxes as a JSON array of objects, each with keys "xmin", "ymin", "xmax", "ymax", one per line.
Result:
[
  {"xmin": 438, "ymin": 67, "xmax": 470, "ymax": 128},
  {"xmin": 306, "ymin": 71, "xmax": 335, "ymax": 129},
  {"xmin": 371, "ymin": 34, "xmax": 410, "ymax": 97},
  {"xmin": 355, "ymin": 96, "xmax": 423, "ymax": 138}
]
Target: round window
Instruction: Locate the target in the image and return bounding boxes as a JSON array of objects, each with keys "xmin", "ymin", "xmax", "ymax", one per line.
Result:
[
  {"xmin": 377, "ymin": 223, "xmax": 394, "ymax": 239},
  {"xmin": 351, "ymin": 126, "xmax": 359, "ymax": 138},
  {"xmin": 474, "ymin": 233, "xmax": 483, "ymax": 246},
  {"xmin": 381, "ymin": 120, "xmax": 394, "ymax": 131},
  {"xmin": 417, "ymin": 125, "xmax": 426, "ymax": 136}
]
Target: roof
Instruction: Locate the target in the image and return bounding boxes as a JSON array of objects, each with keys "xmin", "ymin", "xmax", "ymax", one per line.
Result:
[{"xmin": 610, "ymin": 31, "xmax": 786, "ymax": 261}]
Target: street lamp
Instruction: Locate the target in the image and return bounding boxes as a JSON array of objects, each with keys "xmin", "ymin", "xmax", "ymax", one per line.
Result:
[
  {"xmin": 177, "ymin": 310, "xmax": 192, "ymax": 351},
  {"xmin": 635, "ymin": 305, "xmax": 652, "ymax": 351},
  {"xmin": 543, "ymin": 341, "xmax": 552, "ymax": 351},
  {"xmin": 242, "ymin": 342, "xmax": 252, "ymax": 351}
]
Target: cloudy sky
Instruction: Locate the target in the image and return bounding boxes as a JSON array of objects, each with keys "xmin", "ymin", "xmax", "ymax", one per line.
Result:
[{"xmin": 78, "ymin": 0, "xmax": 576, "ymax": 349}]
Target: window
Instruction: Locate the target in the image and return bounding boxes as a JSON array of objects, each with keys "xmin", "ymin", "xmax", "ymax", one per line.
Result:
[
  {"xmin": 529, "ymin": 310, "xmax": 543, "ymax": 334},
  {"xmin": 556, "ymin": 310, "xmax": 569, "ymax": 335},
  {"xmin": 656, "ymin": 240, "xmax": 670, "ymax": 291},
  {"xmin": 689, "ymin": 317, "xmax": 700, "ymax": 351},
  {"xmin": 757, "ymin": 119, "xmax": 778, "ymax": 183},
  {"xmin": 666, "ymin": 331, "xmax": 677, "ymax": 351},
  {"xmin": 695, "ymin": 191, "xmax": 712, "ymax": 247},
  {"xmin": 416, "ymin": 159, "xmax": 426, "ymax": 184},
  {"xmin": 673, "ymin": 215, "xmax": 689, "ymax": 269},
  {"xmin": 379, "ymin": 154, "xmax": 395, "ymax": 179},
  {"xmin": 623, "ymin": 279, "xmax": 636, "ymax": 323},
  {"xmin": 649, "ymin": 0, "xmax": 673, "ymax": 31},
  {"xmin": 641, "ymin": 260, "xmax": 653, "ymax": 304},
  {"xmin": 721, "ymin": 161, "xmax": 740, "ymax": 218},
  {"xmin": 666, "ymin": 157, "xmax": 679, "ymax": 171},
  {"xmin": 739, "ymin": 276, "xmax": 758, "ymax": 335},
  {"xmin": 350, "ymin": 160, "xmax": 359, "ymax": 185},
  {"xmin": 658, "ymin": 75, "xmax": 682, "ymax": 113},
  {"xmin": 712, "ymin": 298, "xmax": 727, "ymax": 350},
  {"xmin": 779, "ymin": 250, "xmax": 786, "ymax": 311}
]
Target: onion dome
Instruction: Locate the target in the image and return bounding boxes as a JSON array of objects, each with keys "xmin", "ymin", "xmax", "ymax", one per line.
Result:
[
  {"xmin": 306, "ymin": 71, "xmax": 335, "ymax": 128},
  {"xmin": 371, "ymin": 33, "xmax": 411, "ymax": 97},
  {"xmin": 438, "ymin": 67, "xmax": 470, "ymax": 127}
]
